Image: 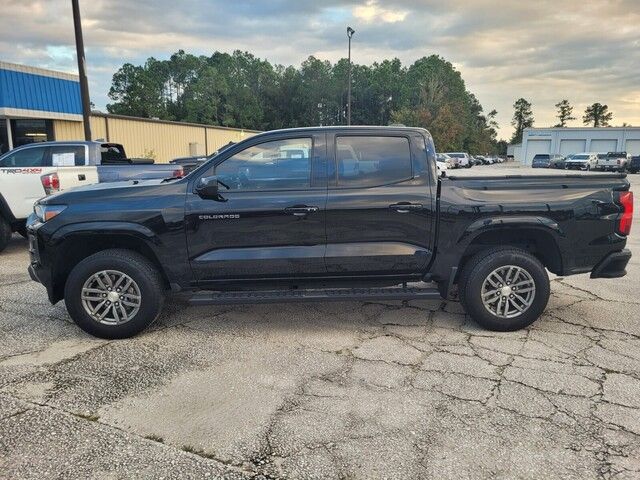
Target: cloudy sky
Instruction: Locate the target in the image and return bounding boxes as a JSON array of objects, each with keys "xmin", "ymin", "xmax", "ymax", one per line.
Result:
[{"xmin": 2, "ymin": 0, "xmax": 639, "ymax": 139}]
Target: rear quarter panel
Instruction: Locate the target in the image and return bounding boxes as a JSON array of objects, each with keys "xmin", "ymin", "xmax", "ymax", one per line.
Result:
[{"xmin": 432, "ymin": 175, "xmax": 629, "ymax": 280}]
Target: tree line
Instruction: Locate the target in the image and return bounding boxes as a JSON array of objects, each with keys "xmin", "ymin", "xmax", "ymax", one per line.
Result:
[
  {"xmin": 510, "ymin": 98, "xmax": 618, "ymax": 143},
  {"xmin": 107, "ymin": 50, "xmax": 502, "ymax": 154}
]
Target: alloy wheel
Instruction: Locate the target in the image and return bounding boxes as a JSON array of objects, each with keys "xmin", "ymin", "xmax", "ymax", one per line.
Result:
[
  {"xmin": 81, "ymin": 270, "xmax": 142, "ymax": 325},
  {"xmin": 481, "ymin": 265, "xmax": 536, "ymax": 319}
]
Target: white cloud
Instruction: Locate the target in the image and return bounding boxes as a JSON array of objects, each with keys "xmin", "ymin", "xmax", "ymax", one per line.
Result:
[{"xmin": 353, "ymin": 1, "xmax": 408, "ymax": 23}]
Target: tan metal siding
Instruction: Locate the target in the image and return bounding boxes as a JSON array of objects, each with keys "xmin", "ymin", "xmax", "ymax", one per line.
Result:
[{"xmin": 52, "ymin": 115, "xmax": 256, "ymax": 163}]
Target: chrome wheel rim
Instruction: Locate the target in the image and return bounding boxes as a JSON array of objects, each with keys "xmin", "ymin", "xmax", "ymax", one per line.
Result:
[
  {"xmin": 81, "ymin": 270, "xmax": 141, "ymax": 325},
  {"xmin": 481, "ymin": 265, "xmax": 536, "ymax": 319}
]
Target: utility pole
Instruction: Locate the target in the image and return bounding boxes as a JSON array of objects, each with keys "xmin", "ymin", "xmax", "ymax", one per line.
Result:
[
  {"xmin": 346, "ymin": 26, "xmax": 355, "ymax": 126},
  {"xmin": 72, "ymin": 0, "xmax": 92, "ymax": 140}
]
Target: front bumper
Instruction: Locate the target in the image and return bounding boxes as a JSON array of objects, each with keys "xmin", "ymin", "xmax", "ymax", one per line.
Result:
[
  {"xmin": 566, "ymin": 163, "xmax": 587, "ymax": 170},
  {"xmin": 590, "ymin": 249, "xmax": 632, "ymax": 279},
  {"xmin": 26, "ymin": 222, "xmax": 57, "ymax": 303}
]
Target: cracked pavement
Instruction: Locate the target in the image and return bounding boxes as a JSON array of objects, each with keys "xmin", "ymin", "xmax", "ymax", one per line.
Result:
[{"xmin": 1, "ymin": 170, "xmax": 639, "ymax": 479}]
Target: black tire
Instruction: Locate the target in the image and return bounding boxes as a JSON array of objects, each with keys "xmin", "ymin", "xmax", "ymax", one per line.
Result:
[
  {"xmin": 459, "ymin": 247, "xmax": 550, "ymax": 331},
  {"xmin": 64, "ymin": 249, "xmax": 165, "ymax": 339},
  {"xmin": 0, "ymin": 216, "xmax": 11, "ymax": 253},
  {"xmin": 16, "ymin": 224, "xmax": 28, "ymax": 238}
]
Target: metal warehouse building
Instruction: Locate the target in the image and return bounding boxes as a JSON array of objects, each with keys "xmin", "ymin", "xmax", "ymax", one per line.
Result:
[
  {"xmin": 0, "ymin": 61, "xmax": 257, "ymax": 162},
  {"xmin": 520, "ymin": 127, "xmax": 640, "ymax": 165}
]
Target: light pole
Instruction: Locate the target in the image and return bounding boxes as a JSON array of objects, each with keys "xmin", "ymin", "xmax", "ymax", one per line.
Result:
[
  {"xmin": 72, "ymin": 0, "xmax": 92, "ymax": 140},
  {"xmin": 346, "ymin": 26, "xmax": 355, "ymax": 126}
]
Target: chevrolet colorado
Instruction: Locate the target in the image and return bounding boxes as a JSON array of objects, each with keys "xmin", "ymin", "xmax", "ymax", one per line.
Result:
[{"xmin": 26, "ymin": 127, "xmax": 633, "ymax": 339}]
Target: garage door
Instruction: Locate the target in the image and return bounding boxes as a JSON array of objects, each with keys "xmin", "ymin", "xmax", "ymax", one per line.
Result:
[
  {"xmin": 525, "ymin": 140, "xmax": 551, "ymax": 164},
  {"xmin": 590, "ymin": 139, "xmax": 617, "ymax": 153},
  {"xmin": 559, "ymin": 139, "xmax": 586, "ymax": 156},
  {"xmin": 625, "ymin": 139, "xmax": 640, "ymax": 155}
]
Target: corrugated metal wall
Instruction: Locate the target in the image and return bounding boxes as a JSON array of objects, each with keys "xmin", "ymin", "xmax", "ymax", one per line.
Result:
[
  {"xmin": 0, "ymin": 67, "xmax": 82, "ymax": 114},
  {"xmin": 53, "ymin": 114, "xmax": 257, "ymax": 163}
]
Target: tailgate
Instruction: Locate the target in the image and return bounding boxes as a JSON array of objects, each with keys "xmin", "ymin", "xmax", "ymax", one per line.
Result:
[{"xmin": 56, "ymin": 166, "xmax": 99, "ymax": 190}]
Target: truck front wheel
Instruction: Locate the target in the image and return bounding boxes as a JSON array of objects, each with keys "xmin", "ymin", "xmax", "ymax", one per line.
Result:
[
  {"xmin": 459, "ymin": 247, "xmax": 550, "ymax": 331},
  {"xmin": 64, "ymin": 249, "xmax": 165, "ymax": 339},
  {"xmin": 0, "ymin": 216, "xmax": 11, "ymax": 253}
]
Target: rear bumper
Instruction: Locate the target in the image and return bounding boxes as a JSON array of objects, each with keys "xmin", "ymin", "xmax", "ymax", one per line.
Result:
[{"xmin": 590, "ymin": 249, "xmax": 632, "ymax": 279}]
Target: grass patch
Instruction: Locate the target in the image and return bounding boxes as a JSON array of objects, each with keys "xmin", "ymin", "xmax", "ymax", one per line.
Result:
[{"xmin": 144, "ymin": 434, "xmax": 164, "ymax": 443}]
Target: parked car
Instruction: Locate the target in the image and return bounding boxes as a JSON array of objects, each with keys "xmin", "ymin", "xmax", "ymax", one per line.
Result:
[
  {"xmin": 531, "ymin": 154, "xmax": 565, "ymax": 168},
  {"xmin": 436, "ymin": 153, "xmax": 453, "ymax": 173},
  {"xmin": 0, "ymin": 141, "xmax": 183, "ymax": 252},
  {"xmin": 565, "ymin": 153, "xmax": 598, "ymax": 171},
  {"xmin": 597, "ymin": 152, "xmax": 631, "ymax": 172},
  {"xmin": 629, "ymin": 156, "xmax": 640, "ymax": 174},
  {"xmin": 27, "ymin": 126, "xmax": 633, "ymax": 339},
  {"xmin": 445, "ymin": 152, "xmax": 472, "ymax": 168}
]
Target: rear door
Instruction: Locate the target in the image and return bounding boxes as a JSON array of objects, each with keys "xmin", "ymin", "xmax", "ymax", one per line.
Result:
[
  {"xmin": 324, "ymin": 130, "xmax": 435, "ymax": 276},
  {"xmin": 186, "ymin": 132, "xmax": 328, "ymax": 283}
]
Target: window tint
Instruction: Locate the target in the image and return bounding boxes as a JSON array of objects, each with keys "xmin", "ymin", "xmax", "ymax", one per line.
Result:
[
  {"xmin": 336, "ymin": 136, "xmax": 412, "ymax": 187},
  {"xmin": 0, "ymin": 146, "xmax": 47, "ymax": 168},
  {"xmin": 215, "ymin": 138, "xmax": 312, "ymax": 190},
  {"xmin": 50, "ymin": 145, "xmax": 86, "ymax": 166}
]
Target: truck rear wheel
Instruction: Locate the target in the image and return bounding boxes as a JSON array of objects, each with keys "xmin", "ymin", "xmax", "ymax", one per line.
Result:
[
  {"xmin": 459, "ymin": 247, "xmax": 550, "ymax": 331},
  {"xmin": 0, "ymin": 216, "xmax": 11, "ymax": 253},
  {"xmin": 64, "ymin": 249, "xmax": 165, "ymax": 339}
]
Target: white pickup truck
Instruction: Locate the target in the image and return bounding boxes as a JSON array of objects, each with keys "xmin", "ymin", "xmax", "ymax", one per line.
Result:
[
  {"xmin": 0, "ymin": 141, "xmax": 183, "ymax": 252},
  {"xmin": 597, "ymin": 152, "xmax": 632, "ymax": 172}
]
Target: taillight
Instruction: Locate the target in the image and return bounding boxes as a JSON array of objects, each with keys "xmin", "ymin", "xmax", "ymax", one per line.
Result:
[
  {"xmin": 41, "ymin": 173, "xmax": 60, "ymax": 195},
  {"xmin": 617, "ymin": 191, "xmax": 633, "ymax": 236},
  {"xmin": 172, "ymin": 167, "xmax": 184, "ymax": 178}
]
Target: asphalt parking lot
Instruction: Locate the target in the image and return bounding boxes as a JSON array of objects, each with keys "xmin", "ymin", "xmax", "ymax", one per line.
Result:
[{"xmin": 1, "ymin": 164, "xmax": 639, "ymax": 479}]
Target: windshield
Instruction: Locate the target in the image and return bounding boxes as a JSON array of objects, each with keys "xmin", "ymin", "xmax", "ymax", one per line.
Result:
[
  {"xmin": 533, "ymin": 154, "xmax": 550, "ymax": 160},
  {"xmin": 572, "ymin": 154, "xmax": 589, "ymax": 160},
  {"xmin": 607, "ymin": 152, "xmax": 626, "ymax": 158},
  {"xmin": 447, "ymin": 153, "xmax": 464, "ymax": 158}
]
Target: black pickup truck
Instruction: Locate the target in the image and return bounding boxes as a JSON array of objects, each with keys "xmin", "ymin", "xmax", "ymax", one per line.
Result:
[{"xmin": 26, "ymin": 127, "xmax": 633, "ymax": 339}]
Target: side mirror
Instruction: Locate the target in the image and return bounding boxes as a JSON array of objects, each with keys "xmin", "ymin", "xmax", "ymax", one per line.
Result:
[{"xmin": 195, "ymin": 175, "xmax": 220, "ymax": 199}]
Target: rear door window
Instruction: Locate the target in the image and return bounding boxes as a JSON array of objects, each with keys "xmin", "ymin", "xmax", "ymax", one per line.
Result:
[
  {"xmin": 335, "ymin": 136, "xmax": 412, "ymax": 188},
  {"xmin": 0, "ymin": 146, "xmax": 47, "ymax": 167},
  {"xmin": 49, "ymin": 145, "xmax": 86, "ymax": 166}
]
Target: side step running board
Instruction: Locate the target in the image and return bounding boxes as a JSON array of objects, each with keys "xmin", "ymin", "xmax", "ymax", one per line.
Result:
[{"xmin": 189, "ymin": 285, "xmax": 442, "ymax": 305}]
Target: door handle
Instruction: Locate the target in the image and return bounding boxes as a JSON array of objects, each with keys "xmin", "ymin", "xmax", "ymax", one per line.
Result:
[
  {"xmin": 285, "ymin": 205, "xmax": 319, "ymax": 217},
  {"xmin": 389, "ymin": 203, "xmax": 423, "ymax": 213}
]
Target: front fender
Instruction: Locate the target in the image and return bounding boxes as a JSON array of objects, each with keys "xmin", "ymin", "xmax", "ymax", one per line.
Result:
[{"xmin": 49, "ymin": 221, "xmax": 159, "ymax": 246}]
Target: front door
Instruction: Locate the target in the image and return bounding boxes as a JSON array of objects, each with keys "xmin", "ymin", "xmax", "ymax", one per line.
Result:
[
  {"xmin": 324, "ymin": 131, "xmax": 435, "ymax": 276},
  {"xmin": 186, "ymin": 133, "xmax": 327, "ymax": 284}
]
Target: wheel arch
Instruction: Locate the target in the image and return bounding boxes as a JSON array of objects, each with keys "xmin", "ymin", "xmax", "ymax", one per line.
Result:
[
  {"xmin": 48, "ymin": 225, "xmax": 171, "ymax": 302},
  {"xmin": 457, "ymin": 220, "xmax": 564, "ymax": 279}
]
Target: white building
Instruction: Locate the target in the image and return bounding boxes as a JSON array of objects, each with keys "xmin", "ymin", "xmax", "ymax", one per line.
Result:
[{"xmin": 519, "ymin": 127, "xmax": 640, "ymax": 165}]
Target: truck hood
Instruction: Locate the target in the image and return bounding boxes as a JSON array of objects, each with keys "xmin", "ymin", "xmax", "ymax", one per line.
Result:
[{"xmin": 40, "ymin": 178, "xmax": 183, "ymax": 205}]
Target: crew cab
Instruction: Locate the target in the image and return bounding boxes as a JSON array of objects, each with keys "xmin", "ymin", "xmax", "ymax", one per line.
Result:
[
  {"xmin": 597, "ymin": 152, "xmax": 631, "ymax": 172},
  {"xmin": 26, "ymin": 127, "xmax": 633, "ymax": 339},
  {"xmin": 0, "ymin": 141, "xmax": 182, "ymax": 252}
]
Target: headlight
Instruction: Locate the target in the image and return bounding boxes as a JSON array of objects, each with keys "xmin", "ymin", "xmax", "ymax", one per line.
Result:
[{"xmin": 34, "ymin": 204, "xmax": 67, "ymax": 222}]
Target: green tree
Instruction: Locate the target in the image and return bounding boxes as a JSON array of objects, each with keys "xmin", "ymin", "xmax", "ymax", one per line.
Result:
[
  {"xmin": 554, "ymin": 99, "xmax": 575, "ymax": 127},
  {"xmin": 510, "ymin": 98, "xmax": 534, "ymax": 143},
  {"xmin": 583, "ymin": 103, "xmax": 613, "ymax": 127},
  {"xmin": 106, "ymin": 50, "xmax": 505, "ymax": 153}
]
